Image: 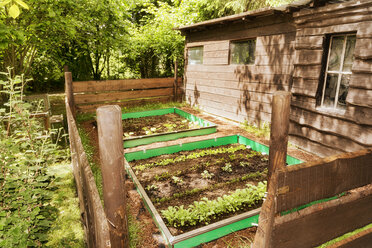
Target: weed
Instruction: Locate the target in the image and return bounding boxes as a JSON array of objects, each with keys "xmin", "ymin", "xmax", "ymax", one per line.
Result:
[
  {"xmin": 201, "ymin": 170, "xmax": 214, "ymax": 179},
  {"xmin": 222, "ymin": 163, "xmax": 233, "ymax": 173}
]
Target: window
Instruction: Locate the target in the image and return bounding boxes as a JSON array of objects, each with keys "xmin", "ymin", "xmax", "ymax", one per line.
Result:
[
  {"xmin": 230, "ymin": 39, "xmax": 256, "ymax": 65},
  {"xmin": 320, "ymin": 33, "xmax": 356, "ymax": 111},
  {"xmin": 188, "ymin": 46, "xmax": 203, "ymax": 65}
]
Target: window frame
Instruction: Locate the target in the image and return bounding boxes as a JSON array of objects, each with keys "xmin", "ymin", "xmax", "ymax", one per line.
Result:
[
  {"xmin": 319, "ymin": 33, "xmax": 356, "ymax": 111},
  {"xmin": 187, "ymin": 46, "xmax": 204, "ymax": 65},
  {"xmin": 229, "ymin": 38, "xmax": 256, "ymax": 65}
]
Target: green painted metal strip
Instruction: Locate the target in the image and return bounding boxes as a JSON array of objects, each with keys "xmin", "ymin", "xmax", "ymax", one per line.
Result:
[
  {"xmin": 237, "ymin": 135, "xmax": 302, "ymax": 165},
  {"xmin": 280, "ymin": 193, "xmax": 345, "ymax": 216},
  {"xmin": 122, "ymin": 108, "xmax": 174, "ymax": 119},
  {"xmin": 125, "ymin": 135, "xmax": 238, "ymax": 162},
  {"xmin": 173, "ymin": 214, "xmax": 259, "ymax": 248},
  {"xmin": 124, "ymin": 127, "xmax": 217, "ymax": 148},
  {"xmin": 174, "ymin": 108, "xmax": 215, "ymax": 127}
]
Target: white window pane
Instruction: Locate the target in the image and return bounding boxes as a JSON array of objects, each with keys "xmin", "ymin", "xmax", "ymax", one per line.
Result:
[
  {"xmin": 230, "ymin": 39, "xmax": 256, "ymax": 64},
  {"xmin": 188, "ymin": 47, "xmax": 203, "ymax": 65},
  {"xmin": 337, "ymin": 74, "xmax": 350, "ymax": 109},
  {"xmin": 342, "ymin": 35, "xmax": 356, "ymax": 72},
  {"xmin": 328, "ymin": 36, "xmax": 344, "ymax": 71},
  {"xmin": 323, "ymin": 74, "xmax": 339, "ymax": 108}
]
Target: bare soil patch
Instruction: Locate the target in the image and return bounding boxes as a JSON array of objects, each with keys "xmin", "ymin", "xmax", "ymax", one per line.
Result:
[{"xmin": 123, "ymin": 113, "xmax": 199, "ymax": 138}]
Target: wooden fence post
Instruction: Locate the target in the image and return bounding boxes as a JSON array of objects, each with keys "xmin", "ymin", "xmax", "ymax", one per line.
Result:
[
  {"xmin": 174, "ymin": 60, "xmax": 178, "ymax": 102},
  {"xmin": 65, "ymin": 72, "xmax": 76, "ymax": 118},
  {"xmin": 267, "ymin": 91, "xmax": 291, "ymax": 190},
  {"xmin": 96, "ymin": 105, "xmax": 129, "ymax": 248},
  {"xmin": 252, "ymin": 91, "xmax": 291, "ymax": 248}
]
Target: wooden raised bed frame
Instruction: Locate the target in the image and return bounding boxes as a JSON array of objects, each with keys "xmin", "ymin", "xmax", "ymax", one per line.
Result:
[{"xmin": 124, "ymin": 135, "xmax": 302, "ymax": 248}]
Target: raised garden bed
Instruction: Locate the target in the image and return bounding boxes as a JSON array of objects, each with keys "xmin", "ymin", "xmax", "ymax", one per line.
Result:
[
  {"xmin": 124, "ymin": 135, "xmax": 302, "ymax": 247},
  {"xmin": 122, "ymin": 108, "xmax": 217, "ymax": 148}
]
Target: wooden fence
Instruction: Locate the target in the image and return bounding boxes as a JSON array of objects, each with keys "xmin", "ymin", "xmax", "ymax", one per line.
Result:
[
  {"xmin": 65, "ymin": 74, "xmax": 183, "ymax": 113},
  {"xmin": 253, "ymin": 148, "xmax": 372, "ymax": 248},
  {"xmin": 65, "ymin": 98, "xmax": 111, "ymax": 247}
]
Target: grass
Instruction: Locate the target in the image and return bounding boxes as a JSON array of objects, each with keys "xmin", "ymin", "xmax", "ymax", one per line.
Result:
[
  {"xmin": 77, "ymin": 125, "xmax": 103, "ymax": 200},
  {"xmin": 317, "ymin": 223, "xmax": 372, "ymax": 247},
  {"xmin": 241, "ymin": 121, "xmax": 270, "ymax": 140},
  {"xmin": 46, "ymin": 162, "xmax": 85, "ymax": 247}
]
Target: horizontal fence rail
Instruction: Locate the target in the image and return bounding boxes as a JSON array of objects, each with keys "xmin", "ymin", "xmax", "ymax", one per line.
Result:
[
  {"xmin": 276, "ymin": 148, "xmax": 372, "ymax": 213},
  {"xmin": 66, "ymin": 98, "xmax": 111, "ymax": 248},
  {"xmin": 253, "ymin": 148, "xmax": 372, "ymax": 248},
  {"xmin": 66, "ymin": 75, "xmax": 183, "ymax": 113}
]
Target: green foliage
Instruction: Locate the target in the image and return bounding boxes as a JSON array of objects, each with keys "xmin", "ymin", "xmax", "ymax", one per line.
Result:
[
  {"xmin": 201, "ymin": 170, "xmax": 214, "ymax": 179},
  {"xmin": 222, "ymin": 162, "xmax": 233, "ymax": 173},
  {"xmin": 161, "ymin": 181, "xmax": 267, "ymax": 227},
  {"xmin": 241, "ymin": 121, "xmax": 271, "ymax": 139},
  {"xmin": 134, "ymin": 144, "xmax": 247, "ymax": 171},
  {"xmin": 0, "ymin": 71, "xmax": 70, "ymax": 246}
]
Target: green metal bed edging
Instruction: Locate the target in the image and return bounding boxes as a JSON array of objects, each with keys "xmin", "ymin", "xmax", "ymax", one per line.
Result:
[
  {"xmin": 124, "ymin": 135, "xmax": 303, "ymax": 247},
  {"xmin": 173, "ymin": 215, "xmax": 259, "ymax": 248},
  {"xmin": 125, "ymin": 134, "xmax": 302, "ymax": 166},
  {"xmin": 122, "ymin": 108, "xmax": 217, "ymax": 148}
]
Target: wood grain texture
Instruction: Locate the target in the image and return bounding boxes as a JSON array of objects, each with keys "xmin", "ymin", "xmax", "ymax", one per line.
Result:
[
  {"xmin": 65, "ymin": 100, "xmax": 111, "ymax": 248},
  {"xmin": 293, "ymin": 0, "xmax": 372, "ymax": 18},
  {"xmin": 295, "ymin": 35, "xmax": 324, "ymax": 49},
  {"xmin": 346, "ymin": 87, "xmax": 372, "ymax": 107},
  {"xmin": 97, "ymin": 106, "xmax": 129, "ymax": 247},
  {"xmin": 289, "ymin": 121, "xmax": 368, "ymax": 152},
  {"xmin": 290, "ymin": 106, "xmax": 372, "ymax": 145},
  {"xmin": 74, "ymin": 88, "xmax": 173, "ymax": 105},
  {"xmin": 276, "ymin": 149, "xmax": 372, "ymax": 213},
  {"xmin": 72, "ymin": 77, "xmax": 181, "ymax": 93},
  {"xmin": 272, "ymin": 184, "xmax": 372, "ymax": 248},
  {"xmin": 268, "ymin": 92, "xmax": 291, "ymax": 190},
  {"xmin": 350, "ymin": 73, "xmax": 372, "ymax": 89},
  {"xmin": 354, "ymin": 38, "xmax": 372, "ymax": 59},
  {"xmin": 76, "ymin": 96, "xmax": 173, "ymax": 113}
]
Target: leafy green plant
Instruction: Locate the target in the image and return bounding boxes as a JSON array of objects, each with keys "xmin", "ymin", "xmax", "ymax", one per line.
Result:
[
  {"xmin": 240, "ymin": 161, "xmax": 251, "ymax": 167},
  {"xmin": 171, "ymin": 176, "xmax": 184, "ymax": 185},
  {"xmin": 241, "ymin": 121, "xmax": 271, "ymax": 139},
  {"xmin": 145, "ymin": 184, "xmax": 158, "ymax": 191},
  {"xmin": 161, "ymin": 181, "xmax": 267, "ymax": 227},
  {"xmin": 0, "ymin": 71, "xmax": 71, "ymax": 246},
  {"xmin": 201, "ymin": 170, "xmax": 214, "ymax": 179},
  {"xmin": 222, "ymin": 163, "xmax": 233, "ymax": 173},
  {"xmin": 154, "ymin": 171, "xmax": 171, "ymax": 181}
]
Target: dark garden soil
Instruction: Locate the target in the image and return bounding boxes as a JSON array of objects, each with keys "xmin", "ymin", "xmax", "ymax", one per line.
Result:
[
  {"xmin": 130, "ymin": 144, "xmax": 268, "ymax": 235},
  {"xmin": 123, "ymin": 113, "xmax": 199, "ymax": 138},
  {"xmin": 80, "ymin": 105, "xmax": 320, "ymax": 247}
]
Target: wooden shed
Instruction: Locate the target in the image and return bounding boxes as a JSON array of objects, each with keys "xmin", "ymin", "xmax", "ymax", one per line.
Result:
[{"xmin": 178, "ymin": 0, "xmax": 372, "ymax": 157}]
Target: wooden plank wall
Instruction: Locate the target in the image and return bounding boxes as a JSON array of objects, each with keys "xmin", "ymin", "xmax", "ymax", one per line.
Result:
[
  {"xmin": 72, "ymin": 77, "xmax": 183, "ymax": 113},
  {"xmin": 65, "ymin": 99, "xmax": 111, "ymax": 248},
  {"xmin": 290, "ymin": 0, "xmax": 372, "ymax": 156},
  {"xmin": 253, "ymin": 148, "xmax": 372, "ymax": 248},
  {"xmin": 185, "ymin": 14, "xmax": 296, "ymax": 124}
]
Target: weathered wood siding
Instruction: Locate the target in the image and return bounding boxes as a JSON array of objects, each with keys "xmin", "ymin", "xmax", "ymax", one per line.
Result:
[
  {"xmin": 185, "ymin": 14, "xmax": 296, "ymax": 124},
  {"xmin": 290, "ymin": 0, "xmax": 372, "ymax": 156}
]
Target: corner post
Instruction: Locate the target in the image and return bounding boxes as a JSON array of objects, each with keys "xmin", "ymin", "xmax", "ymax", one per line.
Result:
[
  {"xmin": 96, "ymin": 105, "xmax": 129, "ymax": 248},
  {"xmin": 252, "ymin": 91, "xmax": 291, "ymax": 248},
  {"xmin": 267, "ymin": 91, "xmax": 291, "ymax": 190},
  {"xmin": 64, "ymin": 72, "xmax": 76, "ymax": 118}
]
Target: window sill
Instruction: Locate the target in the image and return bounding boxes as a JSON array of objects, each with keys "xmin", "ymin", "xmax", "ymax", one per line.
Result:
[{"xmin": 315, "ymin": 106, "xmax": 346, "ymax": 116}]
